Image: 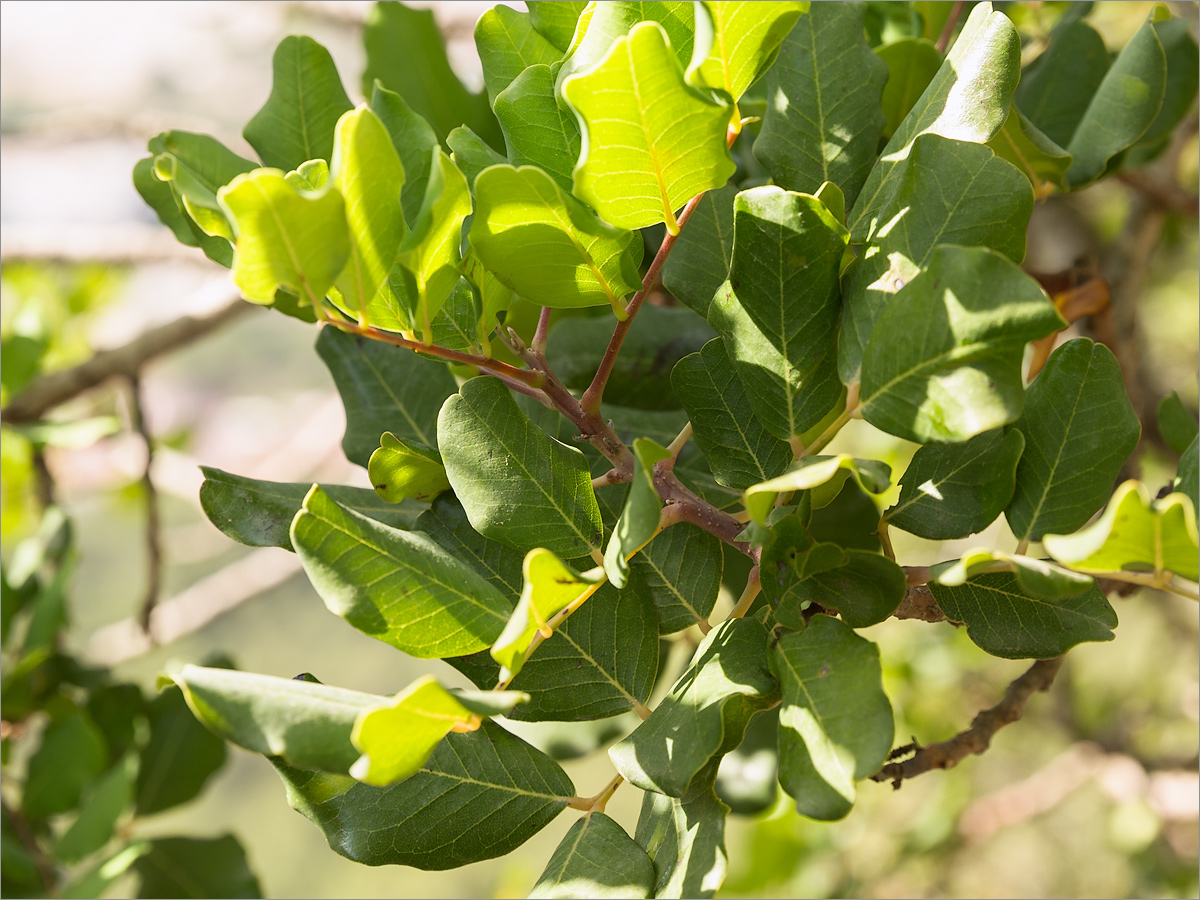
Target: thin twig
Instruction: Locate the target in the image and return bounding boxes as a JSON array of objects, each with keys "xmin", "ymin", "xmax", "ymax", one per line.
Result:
[
  {"xmin": 1117, "ymin": 170, "xmax": 1199, "ymax": 216},
  {"xmin": 871, "ymin": 657, "xmax": 1065, "ymax": 788},
  {"xmin": 1, "ymin": 295, "xmax": 250, "ymax": 424},
  {"xmin": 128, "ymin": 375, "xmax": 163, "ymax": 636},
  {"xmin": 936, "ymin": 1, "xmax": 966, "ymax": 53},
  {"xmin": 531, "ymin": 306, "xmax": 552, "ymax": 354}
]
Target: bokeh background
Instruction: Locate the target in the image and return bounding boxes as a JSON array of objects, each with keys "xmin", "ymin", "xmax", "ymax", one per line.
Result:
[{"xmin": 1, "ymin": 2, "xmax": 1197, "ymax": 897}]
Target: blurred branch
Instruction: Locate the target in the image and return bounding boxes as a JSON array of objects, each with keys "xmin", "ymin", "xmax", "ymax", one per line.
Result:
[
  {"xmin": 1117, "ymin": 170, "xmax": 1199, "ymax": 216},
  {"xmin": 0, "ymin": 797, "xmax": 55, "ymax": 892},
  {"xmin": 0, "ymin": 222, "xmax": 201, "ymax": 264},
  {"xmin": 1, "ymin": 294, "xmax": 249, "ymax": 425},
  {"xmin": 872, "ymin": 657, "xmax": 1064, "ymax": 788},
  {"xmin": 127, "ymin": 375, "xmax": 162, "ymax": 635}
]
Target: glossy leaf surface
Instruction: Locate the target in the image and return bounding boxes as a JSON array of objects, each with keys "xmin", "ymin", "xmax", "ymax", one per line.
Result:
[{"xmin": 689, "ymin": 1, "xmax": 807, "ymax": 102}]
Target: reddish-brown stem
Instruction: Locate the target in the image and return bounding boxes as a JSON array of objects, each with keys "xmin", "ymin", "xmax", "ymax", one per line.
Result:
[
  {"xmin": 655, "ymin": 464, "xmax": 755, "ymax": 558},
  {"xmin": 936, "ymin": 1, "xmax": 966, "ymax": 53},
  {"xmin": 322, "ymin": 319, "xmax": 546, "ymax": 388},
  {"xmin": 532, "ymin": 306, "xmax": 553, "ymax": 354}
]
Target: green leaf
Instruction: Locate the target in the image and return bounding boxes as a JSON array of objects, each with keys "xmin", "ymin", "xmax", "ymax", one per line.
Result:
[
  {"xmin": 1015, "ymin": 18, "xmax": 1111, "ymax": 149},
  {"xmin": 929, "ymin": 573, "xmax": 1117, "ymax": 658},
  {"xmin": 54, "ymin": 756, "xmax": 135, "ymax": 863},
  {"xmin": 244, "ymin": 36, "xmax": 353, "ymax": 171},
  {"xmin": 132, "ymin": 835, "xmax": 261, "ymax": 899},
  {"xmin": 199, "ymin": 467, "xmax": 420, "ymax": 550},
  {"xmin": 57, "ymin": 842, "xmax": 151, "ymax": 900},
  {"xmin": 272, "ymin": 721, "xmax": 573, "ymax": 869},
  {"xmin": 1006, "ymin": 339, "xmax": 1141, "ymax": 542},
  {"xmin": 662, "ymin": 181, "xmax": 737, "ymax": 317},
  {"xmin": 859, "ymin": 245, "xmax": 1064, "ymax": 444},
  {"xmin": 632, "ymin": 524, "xmax": 723, "ymax": 633},
  {"xmin": 563, "ymin": 21, "xmax": 736, "ymax": 233},
  {"xmin": 367, "ymin": 433, "xmax": 449, "ymax": 503},
  {"xmin": 744, "ymin": 454, "xmax": 891, "ymax": 525},
  {"xmin": 448, "ymin": 125, "xmax": 510, "ymax": 187},
  {"xmin": 771, "ymin": 616, "xmax": 893, "ymax": 821},
  {"xmin": 876, "ymin": 38, "xmax": 942, "ymax": 138},
  {"xmin": 22, "ymin": 706, "xmax": 107, "ymax": 819},
  {"xmin": 531, "ymin": 812, "xmax": 655, "ymax": 899},
  {"xmin": 549, "ymin": 305, "xmax": 711, "ymax": 410},
  {"xmin": 1044, "ymin": 481, "xmax": 1200, "ymax": 584},
  {"xmin": 291, "ymin": 486, "xmax": 512, "ymax": 658},
  {"xmin": 839, "ymin": 133, "xmax": 1035, "ymax": 382},
  {"xmin": 329, "ymin": 106, "xmax": 406, "ymax": 326},
  {"xmin": 316, "ymin": 326, "xmax": 457, "ymax": 468},
  {"xmin": 470, "ymin": 165, "xmax": 644, "ymax": 314},
  {"xmin": 706, "ymin": 186, "xmax": 846, "ymax": 439},
  {"xmin": 931, "ymin": 548, "xmax": 1094, "ymax": 600},
  {"xmin": 135, "ymin": 685, "xmax": 226, "ymax": 816},
  {"xmin": 285, "ymin": 159, "xmax": 329, "ymax": 191},
  {"xmin": 528, "ymin": 1, "xmax": 590, "ymax": 53},
  {"xmin": 476, "ymin": 5, "xmax": 562, "ymax": 105},
  {"xmin": 773, "ymin": 549, "xmax": 906, "ymax": 630},
  {"xmin": 635, "ymin": 760, "xmax": 728, "ymax": 899},
  {"xmin": 369, "ymin": 81, "xmax": 439, "ymax": 225},
  {"xmin": 605, "ymin": 438, "xmax": 671, "ymax": 587},
  {"xmin": 753, "ymin": 2, "xmax": 888, "ymax": 206},
  {"xmin": 1158, "ymin": 391, "xmax": 1198, "ymax": 454},
  {"xmin": 986, "ymin": 106, "xmax": 1073, "ymax": 197},
  {"xmin": 351, "ymin": 675, "xmax": 528, "ymax": 786},
  {"xmin": 416, "ymin": 493, "xmax": 524, "ymax": 599},
  {"xmin": 563, "ymin": 1, "xmax": 698, "ymax": 78},
  {"xmin": 171, "ymin": 665, "xmax": 374, "ymax": 775},
  {"xmin": 134, "ymin": 142, "xmax": 235, "ymax": 267},
  {"xmin": 1065, "ymin": 11, "xmax": 1167, "ymax": 188},
  {"xmin": 688, "ymin": 2, "xmax": 807, "ymax": 102},
  {"xmin": 495, "ymin": 64, "xmax": 582, "ymax": 194},
  {"xmin": 1176, "ymin": 437, "xmax": 1199, "ymax": 514},
  {"xmin": 848, "ymin": 2, "xmax": 1021, "ymax": 240},
  {"xmin": 509, "ymin": 573, "xmax": 659, "ymax": 721},
  {"xmin": 398, "ymin": 148, "xmax": 472, "ymax": 340},
  {"xmin": 362, "ymin": 1, "xmax": 501, "ymax": 148},
  {"xmin": 150, "ymin": 131, "xmax": 257, "ymax": 238},
  {"xmin": 218, "ymin": 168, "xmax": 349, "ymax": 308},
  {"xmin": 714, "ymin": 708, "xmax": 779, "ymax": 816},
  {"xmin": 885, "ymin": 428, "xmax": 1025, "ymax": 540},
  {"xmin": 491, "ymin": 548, "xmax": 604, "ymax": 681},
  {"xmin": 1128, "ymin": 18, "xmax": 1200, "ymax": 162},
  {"xmin": 610, "ymin": 618, "xmax": 777, "ymax": 796},
  {"xmin": 438, "ymin": 377, "xmax": 604, "ymax": 559},
  {"xmin": 672, "ymin": 339, "xmax": 792, "ymax": 490}
]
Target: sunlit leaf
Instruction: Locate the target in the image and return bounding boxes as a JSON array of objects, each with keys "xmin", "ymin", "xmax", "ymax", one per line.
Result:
[
  {"xmin": 531, "ymin": 812, "xmax": 655, "ymax": 899},
  {"xmin": 476, "ymin": 5, "xmax": 562, "ymax": 105},
  {"xmin": 367, "ymin": 433, "xmax": 449, "ymax": 503},
  {"xmin": 688, "ymin": 2, "xmax": 807, "ymax": 102},
  {"xmin": 604, "ymin": 438, "xmax": 670, "ymax": 587}
]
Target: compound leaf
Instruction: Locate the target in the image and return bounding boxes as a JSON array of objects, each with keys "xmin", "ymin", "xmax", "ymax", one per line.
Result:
[
  {"xmin": 563, "ymin": 21, "xmax": 735, "ymax": 233},
  {"xmin": 860, "ymin": 245, "xmax": 1063, "ymax": 444},
  {"xmin": 291, "ymin": 486, "xmax": 512, "ymax": 658},
  {"xmin": 244, "ymin": 36, "xmax": 353, "ymax": 171},
  {"xmin": 754, "ymin": 2, "xmax": 888, "ymax": 206},
  {"xmin": 1006, "ymin": 339, "xmax": 1141, "ymax": 542},
  {"xmin": 530, "ymin": 812, "xmax": 655, "ymax": 900},
  {"xmin": 771, "ymin": 616, "xmax": 893, "ymax": 821}
]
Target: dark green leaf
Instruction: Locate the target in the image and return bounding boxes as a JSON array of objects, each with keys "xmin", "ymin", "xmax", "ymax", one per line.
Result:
[
  {"xmin": 476, "ymin": 5, "xmax": 562, "ymax": 105},
  {"xmin": 530, "ymin": 812, "xmax": 655, "ymax": 899},
  {"xmin": 22, "ymin": 706, "xmax": 107, "ymax": 819},
  {"xmin": 57, "ymin": 842, "xmax": 151, "ymax": 900},
  {"xmin": 86, "ymin": 683, "xmax": 144, "ymax": 761},
  {"xmin": 292, "ymin": 486, "xmax": 512, "ymax": 657},
  {"xmin": 771, "ymin": 616, "xmax": 893, "ymax": 820},
  {"xmin": 876, "ymin": 38, "xmax": 941, "ymax": 138},
  {"xmin": 199, "ymin": 467, "xmax": 421, "ymax": 550},
  {"xmin": 134, "ymin": 152, "xmax": 233, "ymax": 267},
  {"xmin": 931, "ymin": 549, "xmax": 1094, "ymax": 601},
  {"xmin": 135, "ymin": 685, "xmax": 226, "ymax": 816},
  {"xmin": 495, "ymin": 64, "xmax": 581, "ymax": 195},
  {"xmin": 1015, "ymin": 19, "xmax": 1111, "ymax": 148},
  {"xmin": 610, "ymin": 618, "xmax": 777, "ymax": 797},
  {"xmin": 930, "ymin": 573, "xmax": 1117, "ymax": 659},
  {"xmin": 370, "ymin": 81, "xmax": 440, "ymax": 225},
  {"xmin": 362, "ymin": 1, "xmax": 501, "ymax": 148},
  {"xmin": 1176, "ymin": 437, "xmax": 1199, "ymax": 514},
  {"xmin": 438, "ymin": 377, "xmax": 604, "ymax": 559},
  {"xmin": 662, "ymin": 181, "xmax": 737, "ymax": 317},
  {"xmin": 714, "ymin": 708, "xmax": 778, "ymax": 816},
  {"xmin": 774, "ymin": 550, "xmax": 905, "ymax": 629},
  {"xmin": 635, "ymin": 761, "xmax": 728, "ymax": 899},
  {"xmin": 549, "ymin": 305, "xmax": 712, "ymax": 410},
  {"xmin": 149, "ymin": 130, "xmax": 257, "ymax": 237},
  {"xmin": 886, "ymin": 428, "xmax": 1025, "ymax": 539},
  {"xmin": 1006, "ymin": 339, "xmax": 1141, "ymax": 542},
  {"xmin": 807, "ymin": 479, "xmax": 884, "ymax": 552},
  {"xmin": 272, "ymin": 722, "xmax": 572, "ymax": 868},
  {"xmin": 132, "ymin": 835, "xmax": 261, "ymax": 899},
  {"xmin": 1128, "ymin": 18, "xmax": 1199, "ymax": 162},
  {"xmin": 316, "ymin": 325, "xmax": 457, "ymax": 468},
  {"xmin": 527, "ymin": 1, "xmax": 589, "ymax": 53},
  {"xmin": 707, "ymin": 186, "xmax": 846, "ymax": 439},
  {"xmin": 632, "ymin": 524, "xmax": 723, "ymax": 633},
  {"xmin": 754, "ymin": 2, "xmax": 888, "ymax": 206},
  {"xmin": 1157, "ymin": 391, "xmax": 1198, "ymax": 454},
  {"xmin": 860, "ymin": 245, "xmax": 1063, "ymax": 444},
  {"xmin": 509, "ymin": 576, "xmax": 659, "ymax": 722},
  {"xmin": 848, "ymin": 1, "xmax": 1020, "ymax": 240},
  {"xmin": 839, "ymin": 133, "xmax": 1035, "ymax": 383},
  {"xmin": 54, "ymin": 756, "xmax": 135, "ymax": 863},
  {"xmin": 243, "ymin": 36, "xmax": 352, "ymax": 170},
  {"xmin": 416, "ymin": 493, "xmax": 524, "ymax": 599},
  {"xmin": 672, "ymin": 340, "xmax": 792, "ymax": 490}
]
